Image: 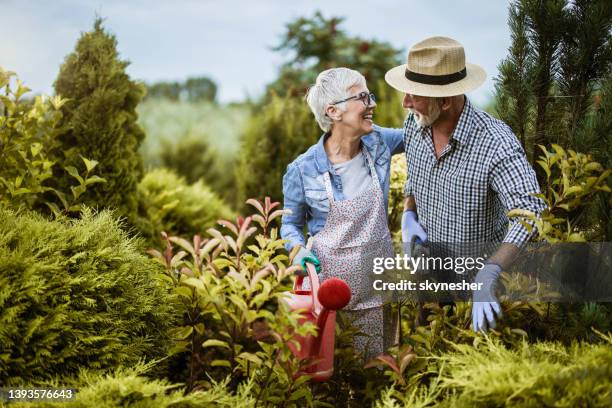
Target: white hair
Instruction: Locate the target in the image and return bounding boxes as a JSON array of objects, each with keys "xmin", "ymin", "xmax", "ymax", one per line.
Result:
[{"xmin": 305, "ymin": 67, "xmax": 366, "ymax": 132}]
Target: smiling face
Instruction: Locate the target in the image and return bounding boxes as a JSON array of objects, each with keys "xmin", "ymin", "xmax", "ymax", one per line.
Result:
[
  {"xmin": 327, "ymin": 84, "xmax": 376, "ymax": 136},
  {"xmin": 402, "ymin": 93, "xmax": 441, "ymax": 127}
]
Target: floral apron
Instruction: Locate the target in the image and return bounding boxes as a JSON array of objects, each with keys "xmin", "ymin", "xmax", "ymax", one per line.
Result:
[{"xmin": 311, "ymin": 147, "xmax": 394, "ymax": 310}]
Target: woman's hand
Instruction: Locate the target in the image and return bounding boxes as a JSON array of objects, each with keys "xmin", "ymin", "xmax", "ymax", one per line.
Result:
[{"xmin": 292, "ymin": 246, "xmax": 322, "ymax": 276}]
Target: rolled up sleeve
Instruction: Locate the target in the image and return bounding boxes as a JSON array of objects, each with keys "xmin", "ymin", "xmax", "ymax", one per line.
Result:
[
  {"xmin": 490, "ymin": 146, "xmax": 546, "ymax": 247},
  {"xmin": 280, "ymin": 163, "xmax": 307, "ymax": 251}
]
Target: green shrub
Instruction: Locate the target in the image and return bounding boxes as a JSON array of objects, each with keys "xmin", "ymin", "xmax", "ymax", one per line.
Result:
[
  {"xmin": 0, "ymin": 208, "xmax": 174, "ymax": 386},
  {"xmin": 380, "ymin": 337, "xmax": 612, "ymax": 408},
  {"xmin": 236, "ymin": 94, "xmax": 320, "ymax": 208},
  {"xmin": 138, "ymin": 168, "xmax": 234, "ymax": 243},
  {"xmin": 159, "ymin": 137, "xmax": 218, "ymax": 185},
  {"xmin": 0, "ymin": 68, "xmax": 104, "ymax": 216},
  {"xmin": 10, "ymin": 364, "xmax": 257, "ymax": 408},
  {"xmin": 149, "ymin": 198, "xmax": 317, "ymax": 406},
  {"xmin": 53, "ymin": 18, "xmax": 145, "ymax": 224},
  {"xmin": 158, "ymin": 137, "xmax": 238, "ymax": 205}
]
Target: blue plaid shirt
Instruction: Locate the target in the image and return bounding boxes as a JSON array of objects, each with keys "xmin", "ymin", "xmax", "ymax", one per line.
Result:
[{"xmin": 404, "ymin": 98, "xmax": 545, "ymax": 246}]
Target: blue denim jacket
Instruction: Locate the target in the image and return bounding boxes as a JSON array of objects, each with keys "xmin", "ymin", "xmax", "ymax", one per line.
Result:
[{"xmin": 280, "ymin": 125, "xmax": 404, "ymax": 251}]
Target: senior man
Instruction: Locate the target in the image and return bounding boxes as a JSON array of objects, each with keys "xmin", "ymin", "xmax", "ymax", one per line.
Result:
[{"xmin": 384, "ymin": 36, "xmax": 546, "ymax": 331}]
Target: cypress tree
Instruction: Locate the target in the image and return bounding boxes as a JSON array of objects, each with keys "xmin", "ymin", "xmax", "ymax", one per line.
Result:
[{"xmin": 53, "ymin": 18, "xmax": 145, "ymax": 222}]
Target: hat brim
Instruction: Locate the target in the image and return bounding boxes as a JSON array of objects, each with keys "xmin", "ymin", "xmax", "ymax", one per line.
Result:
[{"xmin": 384, "ymin": 62, "xmax": 486, "ymax": 97}]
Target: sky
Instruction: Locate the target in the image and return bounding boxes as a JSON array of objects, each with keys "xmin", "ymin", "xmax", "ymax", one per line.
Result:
[{"xmin": 0, "ymin": 0, "xmax": 512, "ymax": 106}]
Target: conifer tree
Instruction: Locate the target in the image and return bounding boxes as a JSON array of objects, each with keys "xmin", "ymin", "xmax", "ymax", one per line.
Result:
[
  {"xmin": 53, "ymin": 18, "xmax": 145, "ymax": 222},
  {"xmin": 496, "ymin": 0, "xmax": 611, "ymax": 163}
]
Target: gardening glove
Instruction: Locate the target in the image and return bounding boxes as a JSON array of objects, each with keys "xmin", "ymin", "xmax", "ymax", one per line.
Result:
[
  {"xmin": 292, "ymin": 246, "xmax": 321, "ymax": 276},
  {"xmin": 471, "ymin": 263, "xmax": 502, "ymax": 332},
  {"xmin": 401, "ymin": 210, "xmax": 428, "ymax": 258}
]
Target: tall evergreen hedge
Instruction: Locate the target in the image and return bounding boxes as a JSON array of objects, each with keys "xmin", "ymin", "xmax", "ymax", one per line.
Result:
[
  {"xmin": 53, "ymin": 18, "xmax": 145, "ymax": 223},
  {"xmin": 0, "ymin": 208, "xmax": 174, "ymax": 386}
]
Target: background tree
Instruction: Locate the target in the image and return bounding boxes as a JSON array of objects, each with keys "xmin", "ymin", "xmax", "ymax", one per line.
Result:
[
  {"xmin": 268, "ymin": 11, "xmax": 403, "ymax": 98},
  {"xmin": 236, "ymin": 94, "xmax": 319, "ymax": 208},
  {"xmin": 53, "ymin": 18, "xmax": 146, "ymax": 223},
  {"xmin": 145, "ymin": 76, "xmax": 217, "ymax": 102},
  {"xmin": 495, "ymin": 0, "xmax": 611, "ymax": 238}
]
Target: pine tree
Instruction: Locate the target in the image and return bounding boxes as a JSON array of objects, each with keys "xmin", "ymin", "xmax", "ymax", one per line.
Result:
[
  {"xmin": 558, "ymin": 0, "xmax": 612, "ymax": 148},
  {"xmin": 494, "ymin": 2, "xmax": 534, "ymax": 153},
  {"xmin": 495, "ymin": 0, "xmax": 611, "ymax": 163},
  {"xmin": 53, "ymin": 18, "xmax": 145, "ymax": 222}
]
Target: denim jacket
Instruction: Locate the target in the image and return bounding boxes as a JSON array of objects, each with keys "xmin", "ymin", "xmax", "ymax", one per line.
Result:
[{"xmin": 280, "ymin": 125, "xmax": 404, "ymax": 251}]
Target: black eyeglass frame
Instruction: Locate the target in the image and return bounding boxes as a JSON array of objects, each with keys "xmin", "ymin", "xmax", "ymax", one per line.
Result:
[{"xmin": 330, "ymin": 91, "xmax": 376, "ymax": 107}]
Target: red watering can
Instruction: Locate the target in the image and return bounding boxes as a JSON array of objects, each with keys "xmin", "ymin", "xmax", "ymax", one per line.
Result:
[{"xmin": 283, "ymin": 263, "xmax": 352, "ymax": 382}]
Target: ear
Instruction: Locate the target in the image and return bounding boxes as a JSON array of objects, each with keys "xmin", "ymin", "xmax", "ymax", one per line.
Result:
[
  {"xmin": 325, "ymin": 104, "xmax": 342, "ymax": 121},
  {"xmin": 439, "ymin": 97, "xmax": 452, "ymax": 111}
]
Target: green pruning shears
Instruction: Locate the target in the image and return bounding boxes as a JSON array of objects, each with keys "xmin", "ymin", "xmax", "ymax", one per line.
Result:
[{"xmin": 301, "ymin": 255, "xmax": 322, "ymax": 274}]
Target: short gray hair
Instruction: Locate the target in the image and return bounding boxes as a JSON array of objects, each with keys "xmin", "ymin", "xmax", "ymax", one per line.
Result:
[{"xmin": 305, "ymin": 68, "xmax": 366, "ymax": 132}]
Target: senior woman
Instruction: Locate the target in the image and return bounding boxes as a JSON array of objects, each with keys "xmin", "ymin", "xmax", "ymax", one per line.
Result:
[{"xmin": 280, "ymin": 67, "xmax": 404, "ymax": 360}]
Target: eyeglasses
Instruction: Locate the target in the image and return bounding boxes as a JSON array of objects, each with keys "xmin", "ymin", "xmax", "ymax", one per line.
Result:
[{"xmin": 330, "ymin": 91, "xmax": 376, "ymax": 107}]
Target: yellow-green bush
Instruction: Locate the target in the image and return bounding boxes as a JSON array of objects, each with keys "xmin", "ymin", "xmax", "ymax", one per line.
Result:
[
  {"xmin": 10, "ymin": 364, "xmax": 257, "ymax": 408},
  {"xmin": 0, "ymin": 208, "xmax": 174, "ymax": 386},
  {"xmin": 378, "ymin": 337, "xmax": 612, "ymax": 408},
  {"xmin": 0, "ymin": 68, "xmax": 104, "ymax": 217},
  {"xmin": 138, "ymin": 168, "xmax": 234, "ymax": 243}
]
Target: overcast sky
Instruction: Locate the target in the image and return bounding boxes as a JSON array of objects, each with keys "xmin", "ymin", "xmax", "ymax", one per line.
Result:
[{"xmin": 1, "ymin": 0, "xmax": 512, "ymax": 105}]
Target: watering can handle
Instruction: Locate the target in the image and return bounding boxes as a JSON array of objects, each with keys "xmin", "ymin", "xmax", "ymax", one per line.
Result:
[{"xmin": 294, "ymin": 263, "xmax": 322, "ymax": 315}]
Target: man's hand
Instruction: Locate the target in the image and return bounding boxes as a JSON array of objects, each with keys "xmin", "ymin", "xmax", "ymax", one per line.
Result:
[
  {"xmin": 472, "ymin": 263, "xmax": 502, "ymax": 332},
  {"xmin": 401, "ymin": 210, "xmax": 428, "ymax": 247},
  {"xmin": 292, "ymin": 246, "xmax": 321, "ymax": 276}
]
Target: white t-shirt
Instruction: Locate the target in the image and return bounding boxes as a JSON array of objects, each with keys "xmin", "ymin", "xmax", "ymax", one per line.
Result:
[{"xmin": 332, "ymin": 152, "xmax": 373, "ymax": 200}]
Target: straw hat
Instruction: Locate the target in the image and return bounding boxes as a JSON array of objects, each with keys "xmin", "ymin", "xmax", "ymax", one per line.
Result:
[{"xmin": 385, "ymin": 36, "xmax": 486, "ymax": 97}]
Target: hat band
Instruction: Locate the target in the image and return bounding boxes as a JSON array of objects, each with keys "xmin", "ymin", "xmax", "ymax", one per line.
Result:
[{"xmin": 405, "ymin": 67, "xmax": 467, "ymax": 85}]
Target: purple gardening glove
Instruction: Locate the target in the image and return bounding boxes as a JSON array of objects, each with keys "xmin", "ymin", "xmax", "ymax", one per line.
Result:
[{"xmin": 472, "ymin": 263, "xmax": 502, "ymax": 332}]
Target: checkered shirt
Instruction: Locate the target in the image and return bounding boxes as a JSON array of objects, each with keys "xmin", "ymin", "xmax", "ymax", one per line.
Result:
[{"xmin": 403, "ymin": 98, "xmax": 545, "ymax": 246}]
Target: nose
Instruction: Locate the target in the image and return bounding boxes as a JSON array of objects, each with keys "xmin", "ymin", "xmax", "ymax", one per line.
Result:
[{"xmin": 402, "ymin": 93, "xmax": 413, "ymax": 109}]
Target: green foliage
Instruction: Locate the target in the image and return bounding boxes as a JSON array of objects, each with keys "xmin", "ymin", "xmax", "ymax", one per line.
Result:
[
  {"xmin": 0, "ymin": 208, "xmax": 174, "ymax": 386},
  {"xmin": 508, "ymin": 144, "xmax": 611, "ymax": 242},
  {"xmin": 53, "ymin": 18, "xmax": 145, "ymax": 223},
  {"xmin": 495, "ymin": 0, "xmax": 611, "ymax": 166},
  {"xmin": 379, "ymin": 338, "xmax": 612, "ymax": 408},
  {"xmin": 373, "ymin": 79, "xmax": 406, "ymax": 128},
  {"xmin": 389, "ymin": 154, "xmax": 407, "ymax": 237},
  {"xmin": 0, "ymin": 68, "xmax": 105, "ymax": 216},
  {"xmin": 11, "ymin": 363, "xmax": 257, "ymax": 408},
  {"xmin": 148, "ymin": 197, "xmax": 317, "ymax": 406},
  {"xmin": 145, "ymin": 76, "xmax": 218, "ymax": 103},
  {"xmin": 236, "ymin": 94, "xmax": 320, "ymax": 207},
  {"xmin": 158, "ymin": 137, "xmax": 237, "ymax": 204},
  {"xmin": 137, "ymin": 98, "xmax": 250, "ymax": 205},
  {"xmin": 269, "ymin": 11, "xmax": 402, "ymax": 98},
  {"xmin": 137, "ymin": 168, "xmax": 234, "ymax": 243}
]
